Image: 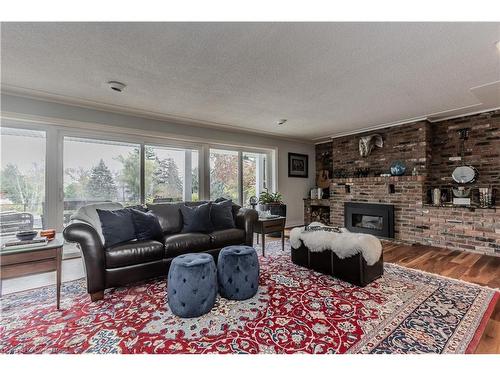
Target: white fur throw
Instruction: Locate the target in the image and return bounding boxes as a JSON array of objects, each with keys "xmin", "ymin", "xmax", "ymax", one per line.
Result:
[{"xmin": 289, "ymin": 222, "xmax": 382, "ymax": 266}]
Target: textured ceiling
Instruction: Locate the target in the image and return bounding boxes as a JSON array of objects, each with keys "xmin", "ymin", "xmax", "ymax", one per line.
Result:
[{"xmin": 1, "ymin": 22, "xmax": 499, "ymax": 140}]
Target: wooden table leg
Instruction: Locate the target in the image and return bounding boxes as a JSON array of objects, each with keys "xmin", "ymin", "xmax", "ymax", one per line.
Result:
[
  {"xmin": 56, "ymin": 247, "xmax": 62, "ymax": 310},
  {"xmin": 262, "ymin": 233, "xmax": 266, "ymax": 257},
  {"xmin": 281, "ymin": 229, "xmax": 285, "ymax": 251}
]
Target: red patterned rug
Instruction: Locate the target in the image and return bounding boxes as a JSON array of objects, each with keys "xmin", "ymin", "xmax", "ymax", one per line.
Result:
[{"xmin": 0, "ymin": 242, "xmax": 497, "ymax": 354}]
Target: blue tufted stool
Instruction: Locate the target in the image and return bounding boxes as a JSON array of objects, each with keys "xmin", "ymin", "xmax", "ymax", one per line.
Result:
[
  {"xmin": 167, "ymin": 253, "xmax": 217, "ymax": 318},
  {"xmin": 217, "ymin": 245, "xmax": 259, "ymax": 300}
]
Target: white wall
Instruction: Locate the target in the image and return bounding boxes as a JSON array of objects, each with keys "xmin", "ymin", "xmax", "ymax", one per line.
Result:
[{"xmin": 1, "ymin": 94, "xmax": 315, "ymax": 227}]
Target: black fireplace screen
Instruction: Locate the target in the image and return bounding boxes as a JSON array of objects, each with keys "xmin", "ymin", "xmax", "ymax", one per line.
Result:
[
  {"xmin": 344, "ymin": 202, "xmax": 394, "ymax": 238},
  {"xmin": 352, "ymin": 214, "xmax": 383, "ymax": 231}
]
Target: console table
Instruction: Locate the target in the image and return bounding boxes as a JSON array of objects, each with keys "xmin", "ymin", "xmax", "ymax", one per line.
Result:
[
  {"xmin": 0, "ymin": 235, "xmax": 64, "ymax": 309},
  {"xmin": 254, "ymin": 216, "xmax": 286, "ymax": 257}
]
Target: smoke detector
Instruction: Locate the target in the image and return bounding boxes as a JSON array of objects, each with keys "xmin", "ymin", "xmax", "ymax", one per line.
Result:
[
  {"xmin": 277, "ymin": 119, "xmax": 287, "ymax": 126},
  {"xmin": 107, "ymin": 81, "xmax": 126, "ymax": 93}
]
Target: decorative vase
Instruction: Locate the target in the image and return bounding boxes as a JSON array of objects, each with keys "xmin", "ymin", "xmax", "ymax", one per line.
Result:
[{"xmin": 390, "ymin": 160, "xmax": 406, "ymax": 176}]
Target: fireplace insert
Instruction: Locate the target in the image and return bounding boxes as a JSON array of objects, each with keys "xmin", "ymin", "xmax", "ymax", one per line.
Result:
[{"xmin": 344, "ymin": 202, "xmax": 394, "ymax": 238}]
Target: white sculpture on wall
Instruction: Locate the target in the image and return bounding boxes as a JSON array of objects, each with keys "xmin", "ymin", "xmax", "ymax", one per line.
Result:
[{"xmin": 359, "ymin": 134, "xmax": 383, "ymax": 157}]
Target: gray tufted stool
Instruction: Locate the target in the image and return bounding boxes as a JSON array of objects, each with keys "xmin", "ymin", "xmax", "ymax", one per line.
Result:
[
  {"xmin": 217, "ymin": 245, "xmax": 259, "ymax": 300},
  {"xmin": 167, "ymin": 253, "xmax": 217, "ymax": 318}
]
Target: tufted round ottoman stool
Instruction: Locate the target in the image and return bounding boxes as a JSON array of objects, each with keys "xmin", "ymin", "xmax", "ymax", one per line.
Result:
[
  {"xmin": 167, "ymin": 253, "xmax": 217, "ymax": 318},
  {"xmin": 217, "ymin": 245, "xmax": 259, "ymax": 300}
]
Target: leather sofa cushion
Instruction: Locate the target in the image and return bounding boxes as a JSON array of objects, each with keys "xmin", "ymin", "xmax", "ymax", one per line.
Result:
[
  {"xmin": 105, "ymin": 240, "xmax": 164, "ymax": 269},
  {"xmin": 164, "ymin": 233, "xmax": 212, "ymax": 258},
  {"xmin": 147, "ymin": 203, "xmax": 183, "ymax": 234},
  {"xmin": 209, "ymin": 228, "xmax": 245, "ymax": 248}
]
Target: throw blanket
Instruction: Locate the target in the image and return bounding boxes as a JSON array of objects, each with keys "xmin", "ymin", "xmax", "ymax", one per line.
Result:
[{"xmin": 289, "ymin": 222, "xmax": 382, "ymax": 266}]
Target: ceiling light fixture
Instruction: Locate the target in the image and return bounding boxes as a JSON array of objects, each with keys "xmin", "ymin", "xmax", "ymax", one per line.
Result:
[
  {"xmin": 496, "ymin": 41, "xmax": 500, "ymax": 51},
  {"xmin": 277, "ymin": 119, "xmax": 287, "ymax": 126},
  {"xmin": 107, "ymin": 81, "xmax": 126, "ymax": 93}
]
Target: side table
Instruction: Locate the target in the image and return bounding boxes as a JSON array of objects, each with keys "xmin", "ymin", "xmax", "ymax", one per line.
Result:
[
  {"xmin": 254, "ymin": 216, "xmax": 286, "ymax": 257},
  {"xmin": 0, "ymin": 234, "xmax": 64, "ymax": 309}
]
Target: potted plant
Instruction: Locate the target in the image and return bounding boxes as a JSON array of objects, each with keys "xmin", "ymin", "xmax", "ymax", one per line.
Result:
[{"xmin": 258, "ymin": 190, "xmax": 286, "ymax": 236}]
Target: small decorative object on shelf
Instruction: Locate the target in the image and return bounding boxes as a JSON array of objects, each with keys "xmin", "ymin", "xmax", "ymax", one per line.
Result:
[
  {"xmin": 353, "ymin": 168, "xmax": 370, "ymax": 178},
  {"xmin": 310, "ymin": 188, "xmax": 318, "ymax": 199},
  {"xmin": 332, "ymin": 168, "xmax": 348, "ymax": 179},
  {"xmin": 432, "ymin": 188, "xmax": 441, "ymax": 206},
  {"xmin": 452, "ymin": 187, "xmax": 471, "ymax": 206},
  {"xmin": 359, "ymin": 134, "xmax": 383, "ymax": 157},
  {"xmin": 390, "ymin": 160, "xmax": 406, "ymax": 176},
  {"xmin": 478, "ymin": 187, "xmax": 493, "ymax": 208},
  {"xmin": 412, "ymin": 166, "xmax": 418, "ymax": 176}
]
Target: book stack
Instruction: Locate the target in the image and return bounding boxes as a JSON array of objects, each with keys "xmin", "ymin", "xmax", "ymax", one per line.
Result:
[{"xmin": 1, "ymin": 237, "xmax": 48, "ymax": 250}]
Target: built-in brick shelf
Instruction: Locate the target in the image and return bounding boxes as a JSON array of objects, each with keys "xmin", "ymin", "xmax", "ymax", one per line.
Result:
[{"xmin": 327, "ymin": 176, "xmax": 500, "ymax": 256}]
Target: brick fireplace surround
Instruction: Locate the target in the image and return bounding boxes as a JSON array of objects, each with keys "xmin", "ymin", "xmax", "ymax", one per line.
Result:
[{"xmin": 311, "ymin": 109, "xmax": 500, "ymax": 256}]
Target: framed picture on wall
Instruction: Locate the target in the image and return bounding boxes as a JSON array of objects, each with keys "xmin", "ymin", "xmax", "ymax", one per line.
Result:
[{"xmin": 288, "ymin": 153, "xmax": 309, "ymax": 178}]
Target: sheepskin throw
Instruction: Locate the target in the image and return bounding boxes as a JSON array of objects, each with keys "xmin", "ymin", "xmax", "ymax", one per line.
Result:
[{"xmin": 289, "ymin": 222, "xmax": 382, "ymax": 265}]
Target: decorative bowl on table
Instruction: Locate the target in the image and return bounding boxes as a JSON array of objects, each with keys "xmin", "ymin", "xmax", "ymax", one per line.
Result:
[{"xmin": 15, "ymin": 230, "xmax": 38, "ymax": 241}]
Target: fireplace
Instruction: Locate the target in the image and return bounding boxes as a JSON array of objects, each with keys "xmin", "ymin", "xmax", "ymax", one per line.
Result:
[{"xmin": 344, "ymin": 202, "xmax": 394, "ymax": 238}]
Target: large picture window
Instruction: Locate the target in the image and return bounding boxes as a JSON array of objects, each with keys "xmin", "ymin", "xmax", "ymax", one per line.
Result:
[
  {"xmin": 209, "ymin": 149, "xmax": 239, "ymax": 202},
  {"xmin": 145, "ymin": 145, "xmax": 199, "ymax": 203},
  {"xmin": 0, "ymin": 128, "xmax": 46, "ymax": 237},
  {"xmin": 243, "ymin": 151, "xmax": 267, "ymax": 206},
  {"xmin": 1, "ymin": 123, "xmax": 274, "ymax": 236},
  {"xmin": 63, "ymin": 137, "xmax": 141, "ymax": 225}
]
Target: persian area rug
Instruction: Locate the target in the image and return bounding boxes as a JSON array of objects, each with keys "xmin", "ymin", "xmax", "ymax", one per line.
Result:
[{"xmin": 0, "ymin": 242, "xmax": 497, "ymax": 354}]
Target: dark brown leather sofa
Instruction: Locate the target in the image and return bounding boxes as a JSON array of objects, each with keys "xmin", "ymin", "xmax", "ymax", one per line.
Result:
[{"xmin": 63, "ymin": 201, "xmax": 258, "ymax": 301}]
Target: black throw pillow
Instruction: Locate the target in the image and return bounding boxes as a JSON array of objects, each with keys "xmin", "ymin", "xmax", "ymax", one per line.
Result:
[
  {"xmin": 214, "ymin": 197, "xmax": 241, "ymax": 221},
  {"xmin": 96, "ymin": 208, "xmax": 136, "ymax": 247},
  {"xmin": 130, "ymin": 209, "xmax": 164, "ymax": 241},
  {"xmin": 211, "ymin": 199, "xmax": 236, "ymax": 230},
  {"xmin": 180, "ymin": 202, "xmax": 213, "ymax": 233}
]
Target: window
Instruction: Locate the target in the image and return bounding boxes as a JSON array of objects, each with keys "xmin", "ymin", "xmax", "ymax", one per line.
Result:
[
  {"xmin": 145, "ymin": 145, "xmax": 199, "ymax": 203},
  {"xmin": 242, "ymin": 152, "xmax": 267, "ymax": 207},
  {"xmin": 0, "ymin": 128, "xmax": 46, "ymax": 237},
  {"xmin": 63, "ymin": 137, "xmax": 141, "ymax": 225},
  {"xmin": 209, "ymin": 149, "xmax": 239, "ymax": 202}
]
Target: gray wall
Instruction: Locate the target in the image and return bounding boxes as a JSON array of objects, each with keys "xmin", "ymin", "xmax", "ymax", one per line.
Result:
[{"xmin": 1, "ymin": 94, "xmax": 315, "ymax": 227}]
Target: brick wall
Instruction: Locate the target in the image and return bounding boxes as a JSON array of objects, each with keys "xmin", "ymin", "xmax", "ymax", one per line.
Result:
[
  {"xmin": 330, "ymin": 121, "xmax": 431, "ymax": 177},
  {"xmin": 329, "ymin": 176, "xmax": 499, "ymax": 256},
  {"xmin": 312, "ymin": 109, "xmax": 500, "ymax": 256},
  {"xmin": 429, "ymin": 110, "xmax": 500, "ymax": 193},
  {"xmin": 330, "ymin": 176, "xmax": 426, "ymax": 242}
]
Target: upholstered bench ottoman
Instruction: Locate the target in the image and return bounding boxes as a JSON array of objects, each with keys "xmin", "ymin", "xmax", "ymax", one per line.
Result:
[
  {"xmin": 217, "ymin": 245, "xmax": 259, "ymax": 300},
  {"xmin": 290, "ymin": 224, "xmax": 384, "ymax": 287},
  {"xmin": 167, "ymin": 253, "xmax": 217, "ymax": 318}
]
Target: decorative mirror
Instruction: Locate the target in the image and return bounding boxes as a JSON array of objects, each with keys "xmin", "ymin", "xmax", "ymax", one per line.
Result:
[
  {"xmin": 451, "ymin": 128, "xmax": 478, "ymax": 184},
  {"xmin": 452, "ymin": 166, "xmax": 478, "ymax": 184}
]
